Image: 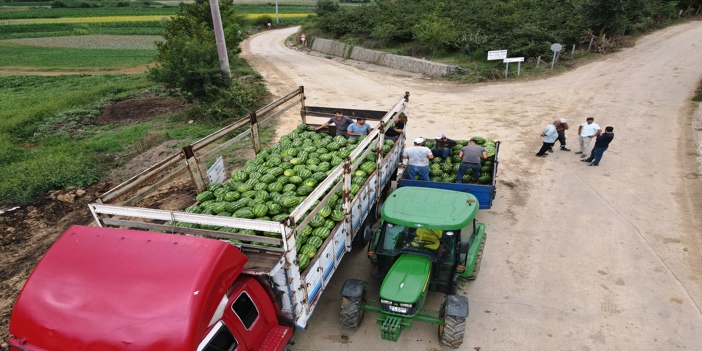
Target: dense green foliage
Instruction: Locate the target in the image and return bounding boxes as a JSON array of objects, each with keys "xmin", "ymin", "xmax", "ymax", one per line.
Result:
[
  {"xmin": 148, "ymin": 1, "xmax": 266, "ymax": 121},
  {"xmin": 311, "ymin": 0, "xmax": 696, "ymax": 58},
  {"xmin": 0, "ymin": 75, "xmax": 154, "ymax": 203},
  {"xmin": 0, "ymin": 42, "xmax": 155, "ymax": 68}
]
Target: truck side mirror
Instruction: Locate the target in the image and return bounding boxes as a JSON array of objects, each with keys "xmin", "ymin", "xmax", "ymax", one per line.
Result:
[{"xmin": 459, "ymin": 242, "xmax": 470, "ymax": 254}]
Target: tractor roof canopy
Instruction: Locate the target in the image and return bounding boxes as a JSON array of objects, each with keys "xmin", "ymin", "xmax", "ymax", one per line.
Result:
[
  {"xmin": 10, "ymin": 225, "xmax": 247, "ymax": 351},
  {"xmin": 382, "ymin": 187, "xmax": 479, "ymax": 230}
]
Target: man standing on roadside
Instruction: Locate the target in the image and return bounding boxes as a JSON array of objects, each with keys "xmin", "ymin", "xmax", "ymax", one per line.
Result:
[
  {"xmin": 403, "ymin": 138, "xmax": 434, "ymax": 181},
  {"xmin": 581, "ymin": 126, "xmax": 614, "ymax": 166},
  {"xmin": 549, "ymin": 118, "xmax": 570, "ymax": 152},
  {"xmin": 575, "ymin": 117, "xmax": 601, "ymax": 158},
  {"xmin": 536, "ymin": 120, "xmax": 560, "ymax": 157},
  {"xmin": 315, "ymin": 110, "xmax": 354, "ymax": 138},
  {"xmin": 456, "ymin": 139, "xmax": 487, "ymax": 183}
]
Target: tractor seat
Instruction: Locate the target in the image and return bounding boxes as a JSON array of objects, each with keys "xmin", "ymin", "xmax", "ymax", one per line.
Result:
[{"xmin": 410, "ymin": 228, "xmax": 442, "ymax": 250}]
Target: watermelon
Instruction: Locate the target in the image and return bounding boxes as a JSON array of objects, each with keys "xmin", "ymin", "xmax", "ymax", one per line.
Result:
[
  {"xmin": 301, "ymin": 245, "xmax": 317, "ymax": 258},
  {"xmin": 267, "ymin": 182, "xmax": 283, "ymax": 193},
  {"xmin": 272, "ymin": 214, "xmax": 289, "ymax": 222},
  {"xmin": 309, "ymin": 214, "xmax": 325, "ymax": 228},
  {"xmin": 283, "ymin": 169, "xmax": 296, "ymax": 177},
  {"xmin": 223, "ymin": 191, "xmax": 240, "ymax": 202},
  {"xmin": 255, "ymin": 190, "xmax": 270, "ymax": 201},
  {"xmin": 303, "ymin": 178, "xmax": 318, "ymax": 188},
  {"xmin": 324, "ymin": 219, "xmax": 336, "ymax": 229},
  {"xmin": 185, "ymin": 205, "xmax": 202, "ymax": 213},
  {"xmin": 330, "ymin": 209, "xmax": 345, "ymax": 222},
  {"xmin": 280, "ymin": 196, "xmax": 302, "ymax": 208},
  {"xmin": 252, "ymin": 204, "xmax": 268, "ymax": 217},
  {"xmin": 196, "ymin": 191, "xmax": 215, "ymax": 203},
  {"xmin": 267, "ymin": 203, "xmax": 283, "ymax": 215},
  {"xmin": 253, "ymin": 182, "xmax": 268, "ymax": 191},
  {"xmin": 289, "ymin": 176, "xmax": 303, "ymax": 184},
  {"xmin": 313, "ymin": 227, "xmax": 330, "ymax": 239},
  {"xmin": 241, "ymin": 190, "xmax": 257, "ymax": 199},
  {"xmin": 478, "ymin": 175, "xmax": 492, "ymax": 184},
  {"xmin": 296, "ymin": 233, "xmax": 309, "ymax": 245},
  {"xmin": 234, "ymin": 208, "xmax": 255, "ymax": 219},
  {"xmin": 319, "ymin": 205, "xmax": 332, "ymax": 218},
  {"xmin": 268, "ymin": 167, "xmax": 284, "ymax": 177},
  {"xmin": 307, "ymin": 236, "xmax": 323, "ymax": 249},
  {"xmin": 354, "ymin": 170, "xmax": 367, "ymax": 178},
  {"xmin": 481, "ymin": 165, "xmax": 491, "ymax": 172},
  {"xmin": 298, "ymin": 254, "xmax": 310, "ymax": 270},
  {"xmin": 360, "ymin": 161, "xmax": 376, "ymax": 174},
  {"xmin": 236, "ymin": 183, "xmax": 253, "ymax": 193},
  {"xmin": 297, "ymin": 186, "xmax": 314, "ymax": 196},
  {"xmin": 350, "ymin": 184, "xmax": 360, "ymax": 196},
  {"xmin": 260, "ymin": 174, "xmax": 276, "ymax": 184},
  {"xmin": 282, "ymin": 183, "xmax": 297, "ymax": 193}
]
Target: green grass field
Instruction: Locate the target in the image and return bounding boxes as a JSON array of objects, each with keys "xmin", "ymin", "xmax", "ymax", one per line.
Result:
[{"xmin": 0, "ymin": 42, "xmax": 156, "ymax": 68}]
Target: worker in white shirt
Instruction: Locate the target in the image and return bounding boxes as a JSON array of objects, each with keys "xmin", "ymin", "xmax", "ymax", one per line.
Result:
[{"xmin": 575, "ymin": 117, "xmax": 602, "ymax": 158}]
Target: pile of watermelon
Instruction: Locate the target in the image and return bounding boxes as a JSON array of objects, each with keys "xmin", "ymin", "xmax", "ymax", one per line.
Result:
[
  {"xmin": 421, "ymin": 137, "xmax": 497, "ymax": 184},
  {"xmin": 168, "ymin": 123, "xmax": 393, "ymax": 271}
]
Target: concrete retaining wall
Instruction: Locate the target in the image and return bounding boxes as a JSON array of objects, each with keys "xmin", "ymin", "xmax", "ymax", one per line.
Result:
[{"xmin": 310, "ymin": 38, "xmax": 458, "ymax": 77}]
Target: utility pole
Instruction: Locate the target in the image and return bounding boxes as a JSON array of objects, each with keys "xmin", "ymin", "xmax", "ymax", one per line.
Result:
[
  {"xmin": 209, "ymin": 0, "xmax": 231, "ymax": 78},
  {"xmin": 275, "ymin": 0, "xmax": 279, "ymax": 24}
]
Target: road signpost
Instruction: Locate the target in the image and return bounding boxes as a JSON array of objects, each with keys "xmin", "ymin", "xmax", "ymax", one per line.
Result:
[
  {"xmin": 551, "ymin": 43, "xmax": 562, "ymax": 69},
  {"xmin": 487, "ymin": 50, "xmax": 508, "ymax": 61},
  {"xmin": 503, "ymin": 57, "xmax": 525, "ymax": 77}
]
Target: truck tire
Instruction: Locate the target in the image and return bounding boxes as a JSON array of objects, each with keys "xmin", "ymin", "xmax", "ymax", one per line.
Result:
[
  {"xmin": 466, "ymin": 233, "xmax": 486, "ymax": 281},
  {"xmin": 352, "ymin": 218, "xmax": 372, "ymax": 248},
  {"xmin": 340, "ymin": 279, "xmax": 366, "ymax": 329},
  {"xmin": 438, "ymin": 295, "xmax": 468, "ymax": 349}
]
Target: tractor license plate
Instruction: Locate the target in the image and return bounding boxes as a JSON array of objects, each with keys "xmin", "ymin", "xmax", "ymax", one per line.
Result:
[{"xmin": 389, "ymin": 306, "xmax": 407, "ymax": 314}]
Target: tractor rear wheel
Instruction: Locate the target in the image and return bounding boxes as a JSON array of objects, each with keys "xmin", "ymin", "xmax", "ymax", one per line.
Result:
[{"xmin": 466, "ymin": 233, "xmax": 486, "ymax": 280}]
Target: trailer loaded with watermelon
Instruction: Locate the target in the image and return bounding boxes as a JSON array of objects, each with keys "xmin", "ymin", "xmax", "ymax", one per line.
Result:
[
  {"xmin": 87, "ymin": 87, "xmax": 409, "ymax": 331},
  {"xmin": 397, "ymin": 137, "xmax": 501, "ymax": 209}
]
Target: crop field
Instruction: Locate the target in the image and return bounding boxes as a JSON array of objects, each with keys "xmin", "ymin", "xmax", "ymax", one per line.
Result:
[
  {"xmin": 6, "ymin": 34, "xmax": 161, "ymax": 49},
  {"xmin": 0, "ymin": 41, "xmax": 155, "ymax": 68}
]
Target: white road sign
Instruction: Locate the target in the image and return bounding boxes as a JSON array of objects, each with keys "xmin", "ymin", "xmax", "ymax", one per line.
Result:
[
  {"xmin": 503, "ymin": 57, "xmax": 525, "ymax": 63},
  {"xmin": 487, "ymin": 50, "xmax": 508, "ymax": 60}
]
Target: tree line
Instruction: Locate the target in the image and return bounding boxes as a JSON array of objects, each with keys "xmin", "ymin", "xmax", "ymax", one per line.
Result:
[{"xmin": 311, "ymin": 0, "xmax": 701, "ymax": 58}]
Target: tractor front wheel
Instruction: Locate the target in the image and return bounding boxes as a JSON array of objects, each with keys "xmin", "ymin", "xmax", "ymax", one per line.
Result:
[
  {"xmin": 340, "ymin": 279, "xmax": 366, "ymax": 329},
  {"xmin": 439, "ymin": 296, "xmax": 468, "ymax": 349}
]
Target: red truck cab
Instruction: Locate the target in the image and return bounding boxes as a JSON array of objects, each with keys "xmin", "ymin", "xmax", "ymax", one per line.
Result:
[{"xmin": 7, "ymin": 225, "xmax": 292, "ymax": 351}]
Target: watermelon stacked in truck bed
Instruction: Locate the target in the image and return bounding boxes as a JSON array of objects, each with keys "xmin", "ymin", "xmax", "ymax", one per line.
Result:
[
  {"xmin": 168, "ymin": 124, "xmax": 389, "ymax": 270},
  {"xmin": 421, "ymin": 137, "xmax": 497, "ymax": 184}
]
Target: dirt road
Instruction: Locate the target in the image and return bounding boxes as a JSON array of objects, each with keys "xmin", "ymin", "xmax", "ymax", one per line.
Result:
[{"xmin": 241, "ymin": 22, "xmax": 702, "ymax": 350}]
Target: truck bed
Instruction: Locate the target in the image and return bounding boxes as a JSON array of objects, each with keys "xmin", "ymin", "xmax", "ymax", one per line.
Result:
[{"xmin": 397, "ymin": 141, "xmax": 500, "ymax": 209}]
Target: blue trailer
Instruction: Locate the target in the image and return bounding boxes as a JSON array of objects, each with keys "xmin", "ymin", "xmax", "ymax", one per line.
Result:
[{"xmin": 396, "ymin": 141, "xmax": 500, "ymax": 209}]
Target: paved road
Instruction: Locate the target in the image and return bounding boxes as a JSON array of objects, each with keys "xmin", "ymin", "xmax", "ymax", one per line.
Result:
[{"xmin": 241, "ymin": 23, "xmax": 702, "ymax": 350}]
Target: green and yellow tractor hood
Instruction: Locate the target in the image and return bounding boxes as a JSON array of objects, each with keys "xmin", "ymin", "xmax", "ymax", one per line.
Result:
[{"xmin": 379, "ymin": 254, "xmax": 431, "ymax": 305}]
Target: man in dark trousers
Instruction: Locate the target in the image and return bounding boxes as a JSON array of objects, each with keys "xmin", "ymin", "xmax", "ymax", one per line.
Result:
[
  {"xmin": 549, "ymin": 118, "xmax": 570, "ymax": 152},
  {"xmin": 581, "ymin": 126, "xmax": 614, "ymax": 166},
  {"xmin": 455, "ymin": 139, "xmax": 487, "ymax": 183}
]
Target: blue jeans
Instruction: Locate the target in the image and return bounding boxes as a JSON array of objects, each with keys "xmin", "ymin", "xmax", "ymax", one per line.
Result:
[
  {"xmin": 407, "ymin": 165, "xmax": 430, "ymax": 181},
  {"xmin": 585, "ymin": 147, "xmax": 607, "ymax": 165},
  {"xmin": 431, "ymin": 148, "xmax": 451, "ymax": 158},
  {"xmin": 455, "ymin": 162, "xmax": 481, "ymax": 183}
]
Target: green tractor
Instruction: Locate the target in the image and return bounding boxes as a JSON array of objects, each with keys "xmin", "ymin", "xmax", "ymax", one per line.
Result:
[{"xmin": 339, "ymin": 186, "xmax": 486, "ymax": 348}]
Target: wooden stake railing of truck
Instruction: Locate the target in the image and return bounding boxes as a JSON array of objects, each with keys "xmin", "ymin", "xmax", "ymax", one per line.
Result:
[{"xmin": 88, "ymin": 87, "xmax": 410, "ymax": 329}]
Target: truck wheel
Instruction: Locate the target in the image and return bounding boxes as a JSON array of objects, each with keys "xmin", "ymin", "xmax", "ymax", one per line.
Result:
[
  {"xmin": 438, "ymin": 295, "xmax": 468, "ymax": 349},
  {"xmin": 340, "ymin": 280, "xmax": 366, "ymax": 329},
  {"xmin": 466, "ymin": 233, "xmax": 486, "ymax": 280},
  {"xmin": 352, "ymin": 219, "xmax": 372, "ymax": 248},
  {"xmin": 371, "ymin": 196, "xmax": 385, "ymax": 222}
]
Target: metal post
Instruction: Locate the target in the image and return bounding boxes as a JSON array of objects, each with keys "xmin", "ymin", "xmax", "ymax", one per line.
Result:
[
  {"xmin": 571, "ymin": 44, "xmax": 576, "ymax": 58},
  {"xmin": 535, "ymin": 56, "xmax": 541, "ymax": 69},
  {"xmin": 209, "ymin": 0, "xmax": 230, "ymax": 78},
  {"xmin": 517, "ymin": 62, "xmax": 521, "ymax": 76},
  {"xmin": 588, "ymin": 37, "xmax": 594, "ymax": 52},
  {"xmin": 275, "ymin": 0, "xmax": 279, "ymax": 23},
  {"xmin": 551, "ymin": 51, "xmax": 557, "ymax": 69},
  {"xmin": 342, "ymin": 160, "xmax": 353, "ymax": 252},
  {"xmin": 505, "ymin": 63, "xmax": 509, "ymax": 78}
]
